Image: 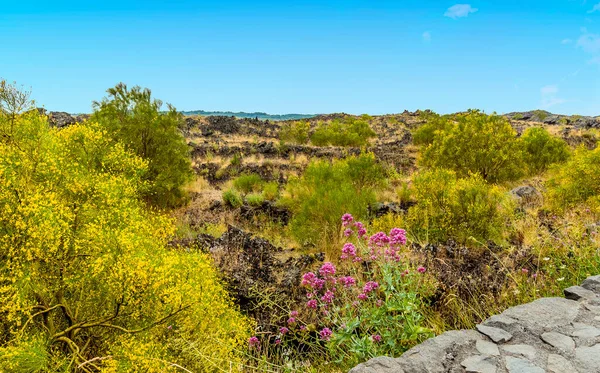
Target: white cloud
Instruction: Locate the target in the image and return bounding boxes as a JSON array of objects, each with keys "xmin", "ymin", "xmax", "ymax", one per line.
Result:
[
  {"xmin": 422, "ymin": 31, "xmax": 431, "ymax": 42},
  {"xmin": 588, "ymin": 2, "xmax": 600, "ymax": 13},
  {"xmin": 540, "ymin": 85, "xmax": 566, "ymax": 110},
  {"xmin": 577, "ymin": 31, "xmax": 600, "ymax": 54},
  {"xmin": 561, "ymin": 38, "xmax": 573, "ymax": 44},
  {"xmin": 444, "ymin": 4, "xmax": 478, "ymax": 19}
]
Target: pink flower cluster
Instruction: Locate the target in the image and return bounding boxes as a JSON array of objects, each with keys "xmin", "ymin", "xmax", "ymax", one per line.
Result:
[
  {"xmin": 363, "ymin": 281, "xmax": 379, "ymax": 293},
  {"xmin": 319, "ymin": 327, "xmax": 333, "ymax": 341},
  {"xmin": 248, "ymin": 336, "xmax": 260, "ymax": 348}
]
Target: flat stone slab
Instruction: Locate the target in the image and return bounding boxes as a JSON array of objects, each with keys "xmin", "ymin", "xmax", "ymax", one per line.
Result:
[
  {"xmin": 501, "ymin": 344, "xmax": 537, "ymax": 360},
  {"xmin": 581, "ymin": 275, "xmax": 600, "ymax": 293},
  {"xmin": 476, "ymin": 324, "xmax": 513, "ymax": 343},
  {"xmin": 541, "ymin": 332, "xmax": 576, "ymax": 352},
  {"xmin": 505, "ymin": 356, "xmax": 544, "ymax": 373},
  {"xmin": 476, "ymin": 340, "xmax": 500, "ymax": 356},
  {"xmin": 547, "ymin": 354, "xmax": 576, "ymax": 373},
  {"xmin": 502, "ymin": 298, "xmax": 581, "ymax": 331},
  {"xmin": 564, "ymin": 285, "xmax": 597, "ymax": 301},
  {"xmin": 575, "ymin": 344, "xmax": 600, "ymax": 372},
  {"xmin": 461, "ymin": 355, "xmax": 497, "ymax": 373}
]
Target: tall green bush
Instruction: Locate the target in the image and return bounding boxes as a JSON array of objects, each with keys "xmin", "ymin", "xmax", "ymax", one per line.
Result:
[
  {"xmin": 407, "ymin": 168, "xmax": 513, "ymax": 245},
  {"xmin": 279, "ymin": 120, "xmax": 310, "ymax": 144},
  {"xmin": 310, "ymin": 117, "xmax": 376, "ymax": 147},
  {"xmin": 281, "ymin": 153, "xmax": 385, "ymax": 246},
  {"xmin": 420, "ymin": 111, "xmax": 525, "ymax": 183},
  {"xmin": 520, "ymin": 127, "xmax": 570, "ymax": 174},
  {"xmin": 91, "ymin": 83, "xmax": 193, "ymax": 208}
]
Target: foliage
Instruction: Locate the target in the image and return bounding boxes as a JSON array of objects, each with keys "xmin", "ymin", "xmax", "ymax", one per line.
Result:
[
  {"xmin": 0, "ymin": 112, "xmax": 251, "ymax": 372},
  {"xmin": 420, "ymin": 111, "xmax": 525, "ymax": 183},
  {"xmin": 310, "ymin": 117, "xmax": 376, "ymax": 147},
  {"xmin": 91, "ymin": 83, "xmax": 193, "ymax": 208},
  {"xmin": 246, "ymin": 193, "xmax": 265, "ymax": 207},
  {"xmin": 407, "ymin": 169, "xmax": 513, "ymax": 245},
  {"xmin": 232, "ymin": 173, "xmax": 264, "ymax": 195},
  {"xmin": 247, "ymin": 216, "xmax": 433, "ymax": 369},
  {"xmin": 223, "ymin": 188, "xmax": 244, "ymax": 208},
  {"xmin": 412, "ymin": 113, "xmax": 453, "ymax": 146},
  {"xmin": 279, "ymin": 120, "xmax": 310, "ymax": 144},
  {"xmin": 520, "ymin": 127, "xmax": 570, "ymax": 174},
  {"xmin": 261, "ymin": 181, "xmax": 280, "ymax": 201},
  {"xmin": 545, "ymin": 146, "xmax": 600, "ymax": 211},
  {"xmin": 280, "ymin": 153, "xmax": 386, "ymax": 247},
  {"xmin": 0, "ymin": 79, "xmax": 34, "ymax": 140}
]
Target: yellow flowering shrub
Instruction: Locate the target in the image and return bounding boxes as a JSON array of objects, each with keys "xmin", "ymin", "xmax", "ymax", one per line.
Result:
[{"xmin": 0, "ymin": 112, "xmax": 251, "ymax": 372}]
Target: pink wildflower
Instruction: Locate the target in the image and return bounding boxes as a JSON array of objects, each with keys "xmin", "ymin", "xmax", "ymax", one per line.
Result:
[
  {"xmin": 321, "ymin": 290, "xmax": 335, "ymax": 304},
  {"xmin": 275, "ymin": 339, "xmax": 281, "ymax": 345},
  {"xmin": 319, "ymin": 327, "xmax": 333, "ymax": 341},
  {"xmin": 290, "ymin": 310, "xmax": 299, "ymax": 317},
  {"xmin": 363, "ymin": 281, "xmax": 379, "ymax": 293},
  {"xmin": 344, "ymin": 228, "xmax": 353, "ymax": 237},
  {"xmin": 342, "ymin": 213, "xmax": 354, "ymax": 227},
  {"xmin": 369, "ymin": 232, "xmax": 390, "ymax": 247},
  {"xmin": 306, "ymin": 299, "xmax": 318, "ymax": 309},
  {"xmin": 248, "ymin": 336, "xmax": 260, "ymax": 348},
  {"xmin": 372, "ymin": 334, "xmax": 382, "ymax": 343},
  {"xmin": 358, "ymin": 293, "xmax": 368, "ymax": 301},
  {"xmin": 342, "ymin": 243, "xmax": 357, "ymax": 257},
  {"xmin": 338, "ymin": 276, "xmax": 356, "ymax": 288},
  {"xmin": 390, "ymin": 228, "xmax": 407, "ymax": 246},
  {"xmin": 417, "ymin": 266, "xmax": 426, "ymax": 274},
  {"xmin": 287, "ymin": 317, "xmax": 296, "ymax": 324},
  {"xmin": 319, "ymin": 262, "xmax": 336, "ymax": 278},
  {"xmin": 521, "ymin": 268, "xmax": 529, "ymax": 274},
  {"xmin": 376, "ymin": 299, "xmax": 384, "ymax": 307},
  {"xmin": 301, "ymin": 272, "xmax": 317, "ymax": 287},
  {"xmin": 279, "ymin": 327, "xmax": 289, "ymax": 335}
]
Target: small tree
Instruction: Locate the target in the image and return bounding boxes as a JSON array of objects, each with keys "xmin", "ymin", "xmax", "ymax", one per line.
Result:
[
  {"xmin": 92, "ymin": 83, "xmax": 193, "ymax": 208},
  {"xmin": 520, "ymin": 127, "xmax": 570, "ymax": 174},
  {"xmin": 420, "ymin": 111, "xmax": 525, "ymax": 183},
  {"xmin": 0, "ymin": 79, "xmax": 34, "ymax": 138}
]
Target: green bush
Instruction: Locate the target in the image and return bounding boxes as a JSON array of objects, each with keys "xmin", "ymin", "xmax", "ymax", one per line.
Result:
[
  {"xmin": 232, "ymin": 173, "xmax": 263, "ymax": 195},
  {"xmin": 546, "ymin": 146, "xmax": 600, "ymax": 211},
  {"xmin": 310, "ymin": 117, "xmax": 376, "ymax": 147},
  {"xmin": 223, "ymin": 188, "xmax": 243, "ymax": 208},
  {"xmin": 279, "ymin": 120, "xmax": 310, "ymax": 144},
  {"xmin": 280, "ymin": 153, "xmax": 385, "ymax": 247},
  {"xmin": 520, "ymin": 127, "xmax": 570, "ymax": 174},
  {"xmin": 412, "ymin": 113, "xmax": 453, "ymax": 146},
  {"xmin": 420, "ymin": 110, "xmax": 525, "ymax": 183},
  {"xmin": 262, "ymin": 181, "xmax": 280, "ymax": 201},
  {"xmin": 406, "ymin": 169, "xmax": 513, "ymax": 245},
  {"xmin": 246, "ymin": 193, "xmax": 265, "ymax": 206},
  {"xmin": 91, "ymin": 83, "xmax": 193, "ymax": 208}
]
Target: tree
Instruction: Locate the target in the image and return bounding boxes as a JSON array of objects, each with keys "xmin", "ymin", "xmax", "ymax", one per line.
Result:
[
  {"xmin": 0, "ymin": 79, "xmax": 34, "ymax": 139},
  {"xmin": 92, "ymin": 83, "xmax": 193, "ymax": 208},
  {"xmin": 520, "ymin": 126, "xmax": 570, "ymax": 174},
  {"xmin": 0, "ymin": 112, "xmax": 250, "ymax": 372},
  {"xmin": 420, "ymin": 110, "xmax": 525, "ymax": 183}
]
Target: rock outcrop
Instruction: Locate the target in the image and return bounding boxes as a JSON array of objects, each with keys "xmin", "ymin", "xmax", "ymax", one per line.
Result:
[{"xmin": 349, "ymin": 275, "xmax": 600, "ymax": 373}]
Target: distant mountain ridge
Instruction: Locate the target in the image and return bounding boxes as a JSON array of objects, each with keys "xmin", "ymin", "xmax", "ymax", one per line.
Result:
[{"xmin": 181, "ymin": 110, "xmax": 318, "ymax": 121}]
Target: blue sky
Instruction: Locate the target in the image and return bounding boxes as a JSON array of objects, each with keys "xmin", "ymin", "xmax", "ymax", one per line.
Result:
[{"xmin": 1, "ymin": 1, "xmax": 599, "ymax": 115}]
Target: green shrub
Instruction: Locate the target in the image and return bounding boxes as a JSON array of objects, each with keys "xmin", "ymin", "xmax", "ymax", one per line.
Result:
[
  {"xmin": 223, "ymin": 188, "xmax": 243, "ymax": 208},
  {"xmin": 280, "ymin": 153, "xmax": 385, "ymax": 247},
  {"xmin": 262, "ymin": 181, "xmax": 280, "ymax": 201},
  {"xmin": 406, "ymin": 169, "xmax": 513, "ymax": 245},
  {"xmin": 91, "ymin": 83, "xmax": 193, "ymax": 208},
  {"xmin": 310, "ymin": 117, "xmax": 376, "ymax": 147},
  {"xmin": 279, "ymin": 120, "xmax": 310, "ymax": 144},
  {"xmin": 520, "ymin": 127, "xmax": 570, "ymax": 174},
  {"xmin": 412, "ymin": 113, "xmax": 453, "ymax": 146},
  {"xmin": 232, "ymin": 173, "xmax": 263, "ymax": 195},
  {"xmin": 420, "ymin": 110, "xmax": 525, "ymax": 183},
  {"xmin": 546, "ymin": 146, "xmax": 600, "ymax": 211},
  {"xmin": 246, "ymin": 193, "xmax": 265, "ymax": 206}
]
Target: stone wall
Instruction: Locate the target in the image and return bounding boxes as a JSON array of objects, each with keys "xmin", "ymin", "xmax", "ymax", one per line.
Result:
[{"xmin": 349, "ymin": 275, "xmax": 600, "ymax": 373}]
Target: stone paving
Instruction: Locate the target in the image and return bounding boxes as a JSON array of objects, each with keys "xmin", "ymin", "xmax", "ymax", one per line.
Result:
[{"xmin": 349, "ymin": 275, "xmax": 600, "ymax": 373}]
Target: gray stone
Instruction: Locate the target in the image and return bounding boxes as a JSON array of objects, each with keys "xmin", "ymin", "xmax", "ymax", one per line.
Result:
[
  {"xmin": 397, "ymin": 330, "xmax": 482, "ymax": 373},
  {"xmin": 461, "ymin": 355, "xmax": 497, "ymax": 373},
  {"xmin": 476, "ymin": 340, "xmax": 500, "ymax": 356},
  {"xmin": 483, "ymin": 315, "xmax": 519, "ymax": 330},
  {"xmin": 504, "ymin": 356, "xmax": 544, "ymax": 373},
  {"xmin": 476, "ymin": 324, "xmax": 513, "ymax": 344},
  {"xmin": 510, "ymin": 186, "xmax": 542, "ymax": 207},
  {"xmin": 571, "ymin": 324, "xmax": 600, "ymax": 339},
  {"xmin": 595, "ymin": 316, "xmax": 600, "ymax": 322},
  {"xmin": 503, "ymin": 298, "xmax": 580, "ymax": 332},
  {"xmin": 574, "ymin": 344, "xmax": 600, "ymax": 372},
  {"xmin": 547, "ymin": 354, "xmax": 576, "ymax": 373},
  {"xmin": 501, "ymin": 344, "xmax": 537, "ymax": 360},
  {"xmin": 348, "ymin": 356, "xmax": 404, "ymax": 373},
  {"xmin": 564, "ymin": 285, "xmax": 597, "ymax": 301},
  {"xmin": 582, "ymin": 275, "xmax": 600, "ymax": 293},
  {"xmin": 541, "ymin": 332, "xmax": 575, "ymax": 352}
]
